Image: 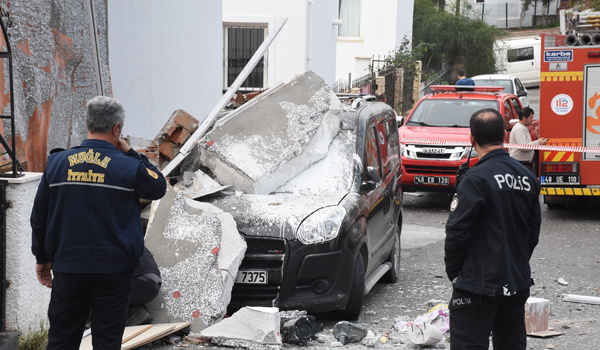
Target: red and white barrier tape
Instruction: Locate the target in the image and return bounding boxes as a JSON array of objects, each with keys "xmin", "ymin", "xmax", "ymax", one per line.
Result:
[{"xmin": 400, "ymin": 138, "xmax": 600, "ymax": 154}]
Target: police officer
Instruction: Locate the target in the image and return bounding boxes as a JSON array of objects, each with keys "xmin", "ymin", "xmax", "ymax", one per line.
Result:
[
  {"xmin": 31, "ymin": 96, "xmax": 167, "ymax": 350},
  {"xmin": 445, "ymin": 108, "xmax": 541, "ymax": 350}
]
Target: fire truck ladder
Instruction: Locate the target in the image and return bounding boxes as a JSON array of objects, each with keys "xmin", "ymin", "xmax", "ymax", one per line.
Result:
[{"xmin": 0, "ymin": 8, "xmax": 23, "ymax": 178}]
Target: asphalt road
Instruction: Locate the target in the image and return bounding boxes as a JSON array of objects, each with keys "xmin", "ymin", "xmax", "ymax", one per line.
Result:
[{"xmin": 148, "ymin": 190, "xmax": 599, "ymax": 350}]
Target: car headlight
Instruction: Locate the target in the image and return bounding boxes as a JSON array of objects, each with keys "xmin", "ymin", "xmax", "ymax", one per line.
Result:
[
  {"xmin": 296, "ymin": 206, "xmax": 346, "ymax": 245},
  {"xmin": 449, "ymin": 146, "xmax": 478, "ymax": 160},
  {"xmin": 465, "ymin": 147, "xmax": 478, "ymax": 159}
]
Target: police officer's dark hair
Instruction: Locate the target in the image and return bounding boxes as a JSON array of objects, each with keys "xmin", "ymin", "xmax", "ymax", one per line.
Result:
[
  {"xmin": 519, "ymin": 106, "xmax": 534, "ymax": 121},
  {"xmin": 376, "ymin": 93, "xmax": 386, "ymax": 102},
  {"xmin": 86, "ymin": 96, "xmax": 126, "ymax": 134},
  {"xmin": 470, "ymin": 108, "xmax": 504, "ymax": 147},
  {"xmin": 457, "ymin": 69, "xmax": 466, "ymax": 77}
]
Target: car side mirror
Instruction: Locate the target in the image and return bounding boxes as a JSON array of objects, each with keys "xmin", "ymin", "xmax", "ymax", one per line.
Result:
[
  {"xmin": 396, "ymin": 115, "xmax": 404, "ymax": 126},
  {"xmin": 518, "ymin": 90, "xmax": 528, "ymax": 97},
  {"xmin": 362, "ymin": 166, "xmax": 381, "ymax": 191}
]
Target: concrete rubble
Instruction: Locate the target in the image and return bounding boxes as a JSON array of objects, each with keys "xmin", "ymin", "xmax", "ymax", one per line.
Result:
[
  {"xmin": 144, "ymin": 188, "xmax": 246, "ymax": 333},
  {"xmin": 200, "ymin": 306, "xmax": 282, "ymax": 350},
  {"xmin": 140, "ymin": 71, "xmax": 348, "ymax": 343},
  {"xmin": 198, "ymin": 70, "xmax": 343, "ymax": 194},
  {"xmin": 141, "ymin": 109, "xmax": 200, "ymax": 168}
]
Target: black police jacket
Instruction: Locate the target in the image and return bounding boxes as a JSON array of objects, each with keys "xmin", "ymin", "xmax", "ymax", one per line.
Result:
[{"xmin": 445, "ymin": 148, "xmax": 541, "ymax": 297}]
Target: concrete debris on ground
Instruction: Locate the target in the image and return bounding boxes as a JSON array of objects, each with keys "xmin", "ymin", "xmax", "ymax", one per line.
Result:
[
  {"xmin": 200, "ymin": 306, "xmax": 282, "ymax": 350},
  {"xmin": 144, "ymin": 189, "xmax": 246, "ymax": 333},
  {"xmin": 407, "ymin": 322, "xmax": 443, "ymax": 346},
  {"xmin": 198, "ymin": 70, "xmax": 343, "ymax": 195},
  {"xmin": 332, "ymin": 321, "xmax": 368, "ymax": 345}
]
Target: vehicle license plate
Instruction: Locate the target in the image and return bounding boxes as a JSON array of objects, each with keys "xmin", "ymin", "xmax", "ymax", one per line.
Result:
[
  {"xmin": 414, "ymin": 175, "xmax": 450, "ymax": 185},
  {"xmin": 541, "ymin": 175, "xmax": 580, "ymax": 185},
  {"xmin": 235, "ymin": 270, "xmax": 268, "ymax": 284}
]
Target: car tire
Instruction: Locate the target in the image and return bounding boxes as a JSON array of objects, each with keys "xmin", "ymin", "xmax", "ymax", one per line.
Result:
[
  {"xmin": 337, "ymin": 253, "xmax": 365, "ymax": 320},
  {"xmin": 383, "ymin": 225, "xmax": 401, "ymax": 283}
]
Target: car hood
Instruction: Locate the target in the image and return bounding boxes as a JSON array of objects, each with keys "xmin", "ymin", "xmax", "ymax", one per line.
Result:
[
  {"xmin": 207, "ymin": 192, "xmax": 347, "ymax": 241},
  {"xmin": 399, "ymin": 126, "xmax": 471, "ymax": 144}
]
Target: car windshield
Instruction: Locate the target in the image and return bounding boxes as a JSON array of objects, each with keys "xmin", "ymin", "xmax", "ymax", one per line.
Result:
[
  {"xmin": 406, "ymin": 99, "xmax": 500, "ymax": 127},
  {"xmin": 275, "ymin": 129, "xmax": 356, "ymax": 195},
  {"xmin": 472, "ymin": 79, "xmax": 514, "ymax": 94}
]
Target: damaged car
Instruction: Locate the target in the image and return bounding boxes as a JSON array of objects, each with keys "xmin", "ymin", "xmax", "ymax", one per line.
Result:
[{"xmin": 194, "ymin": 72, "xmax": 403, "ymax": 319}]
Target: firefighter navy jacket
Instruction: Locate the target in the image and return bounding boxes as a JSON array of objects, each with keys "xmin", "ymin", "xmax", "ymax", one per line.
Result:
[
  {"xmin": 445, "ymin": 148, "xmax": 542, "ymax": 297},
  {"xmin": 31, "ymin": 139, "xmax": 167, "ymax": 274}
]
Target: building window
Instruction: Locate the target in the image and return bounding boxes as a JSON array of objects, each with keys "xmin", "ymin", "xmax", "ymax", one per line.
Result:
[
  {"xmin": 338, "ymin": 0, "xmax": 361, "ymax": 37},
  {"xmin": 224, "ymin": 25, "xmax": 267, "ymax": 91}
]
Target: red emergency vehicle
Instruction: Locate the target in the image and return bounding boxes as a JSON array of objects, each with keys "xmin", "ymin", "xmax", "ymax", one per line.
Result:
[
  {"xmin": 539, "ymin": 32, "xmax": 600, "ymax": 206},
  {"xmin": 398, "ymin": 85, "xmax": 527, "ymax": 191}
]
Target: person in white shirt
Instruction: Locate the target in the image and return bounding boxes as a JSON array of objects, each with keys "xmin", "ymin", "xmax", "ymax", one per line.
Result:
[{"xmin": 509, "ymin": 107, "xmax": 548, "ymax": 173}]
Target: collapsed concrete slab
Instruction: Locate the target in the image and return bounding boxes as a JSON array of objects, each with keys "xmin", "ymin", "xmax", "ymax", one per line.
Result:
[
  {"xmin": 201, "ymin": 306, "xmax": 282, "ymax": 350},
  {"xmin": 144, "ymin": 189, "xmax": 246, "ymax": 333},
  {"xmin": 198, "ymin": 71, "xmax": 342, "ymax": 194}
]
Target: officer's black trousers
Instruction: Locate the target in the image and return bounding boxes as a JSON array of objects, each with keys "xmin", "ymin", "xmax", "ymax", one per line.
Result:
[
  {"xmin": 449, "ymin": 287, "xmax": 530, "ymax": 350},
  {"xmin": 47, "ymin": 270, "xmax": 133, "ymax": 350}
]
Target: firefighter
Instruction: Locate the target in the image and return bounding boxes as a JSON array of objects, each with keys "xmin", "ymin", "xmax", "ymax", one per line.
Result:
[
  {"xmin": 445, "ymin": 108, "xmax": 542, "ymax": 350},
  {"xmin": 31, "ymin": 96, "xmax": 167, "ymax": 350}
]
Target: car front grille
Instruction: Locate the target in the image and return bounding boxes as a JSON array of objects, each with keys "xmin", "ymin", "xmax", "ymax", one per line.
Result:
[
  {"xmin": 231, "ymin": 235, "xmax": 286, "ymax": 306},
  {"xmin": 245, "ymin": 236, "xmax": 286, "ymax": 254}
]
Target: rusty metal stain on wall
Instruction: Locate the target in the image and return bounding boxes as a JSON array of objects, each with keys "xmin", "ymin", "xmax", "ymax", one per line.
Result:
[{"xmin": 0, "ymin": 0, "xmax": 111, "ymax": 172}]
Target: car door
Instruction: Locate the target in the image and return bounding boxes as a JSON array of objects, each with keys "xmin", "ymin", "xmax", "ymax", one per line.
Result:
[
  {"xmin": 514, "ymin": 78, "xmax": 529, "ymax": 107},
  {"xmin": 363, "ymin": 119, "xmax": 388, "ymax": 271},
  {"xmin": 363, "ymin": 113, "xmax": 397, "ymax": 270}
]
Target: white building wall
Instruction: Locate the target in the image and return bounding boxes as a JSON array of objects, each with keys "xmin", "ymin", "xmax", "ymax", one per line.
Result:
[
  {"xmin": 306, "ymin": 0, "xmax": 339, "ymax": 84},
  {"xmin": 108, "ymin": 0, "xmax": 223, "ymax": 140},
  {"xmin": 223, "ymin": 0, "xmax": 338, "ymax": 86},
  {"xmin": 336, "ymin": 0, "xmax": 414, "ymax": 85},
  {"xmin": 4, "ymin": 173, "xmax": 50, "ymax": 332}
]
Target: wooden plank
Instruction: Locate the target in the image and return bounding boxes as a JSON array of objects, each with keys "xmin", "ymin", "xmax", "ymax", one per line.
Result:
[
  {"xmin": 79, "ymin": 324, "xmax": 153, "ymax": 350},
  {"xmin": 121, "ymin": 322, "xmax": 190, "ymax": 350},
  {"xmin": 122, "ymin": 325, "xmax": 152, "ymax": 343}
]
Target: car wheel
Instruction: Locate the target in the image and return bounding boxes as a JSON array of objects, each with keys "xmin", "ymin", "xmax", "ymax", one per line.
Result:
[
  {"xmin": 383, "ymin": 225, "xmax": 401, "ymax": 283},
  {"xmin": 337, "ymin": 253, "xmax": 365, "ymax": 320}
]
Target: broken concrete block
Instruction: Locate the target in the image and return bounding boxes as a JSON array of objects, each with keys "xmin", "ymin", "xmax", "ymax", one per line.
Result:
[
  {"xmin": 199, "ymin": 71, "xmax": 342, "ymax": 194},
  {"xmin": 152, "ymin": 109, "xmax": 199, "ymax": 164},
  {"xmin": 201, "ymin": 306, "xmax": 282, "ymax": 349},
  {"xmin": 174, "ymin": 170, "xmax": 230, "ymax": 200},
  {"xmin": 144, "ymin": 189, "xmax": 246, "ymax": 333}
]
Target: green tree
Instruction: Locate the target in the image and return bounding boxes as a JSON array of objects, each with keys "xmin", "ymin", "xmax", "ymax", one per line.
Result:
[
  {"xmin": 412, "ymin": 0, "xmax": 505, "ymax": 76},
  {"xmin": 380, "ymin": 0, "xmax": 506, "ymax": 113}
]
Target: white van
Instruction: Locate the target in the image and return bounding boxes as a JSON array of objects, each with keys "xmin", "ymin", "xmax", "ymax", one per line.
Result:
[{"xmin": 494, "ymin": 36, "xmax": 541, "ymax": 87}]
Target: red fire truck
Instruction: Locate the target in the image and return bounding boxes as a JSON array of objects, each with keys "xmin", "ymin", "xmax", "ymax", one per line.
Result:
[{"xmin": 539, "ymin": 31, "xmax": 600, "ymax": 206}]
